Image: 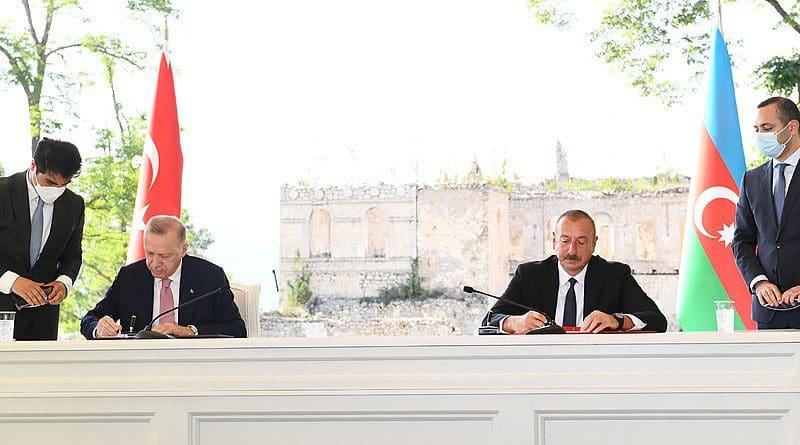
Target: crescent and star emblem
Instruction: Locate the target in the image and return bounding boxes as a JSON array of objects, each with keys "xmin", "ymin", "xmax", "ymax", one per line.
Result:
[
  {"xmin": 693, "ymin": 186, "xmax": 738, "ymax": 247},
  {"xmin": 143, "ymin": 135, "xmax": 160, "ymax": 189}
]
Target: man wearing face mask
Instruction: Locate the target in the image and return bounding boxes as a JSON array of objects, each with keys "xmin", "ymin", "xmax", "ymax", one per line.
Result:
[
  {"xmin": 734, "ymin": 96, "xmax": 800, "ymax": 329},
  {"xmin": 0, "ymin": 138, "xmax": 84, "ymax": 340}
]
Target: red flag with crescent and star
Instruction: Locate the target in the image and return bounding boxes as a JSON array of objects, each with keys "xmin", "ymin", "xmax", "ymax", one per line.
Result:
[{"xmin": 126, "ymin": 51, "xmax": 183, "ymax": 264}]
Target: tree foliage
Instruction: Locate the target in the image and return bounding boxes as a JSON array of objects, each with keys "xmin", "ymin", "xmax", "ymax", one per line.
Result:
[
  {"xmin": 528, "ymin": 0, "xmax": 800, "ymax": 105},
  {"xmin": 756, "ymin": 51, "xmax": 800, "ymax": 100},
  {"xmin": 528, "ymin": 0, "xmax": 573, "ymax": 27},
  {"xmin": 0, "ymin": 1, "xmax": 216, "ymax": 335},
  {"xmin": 0, "ymin": 0, "xmax": 175, "ymax": 154},
  {"xmin": 590, "ymin": 0, "xmax": 711, "ymax": 105}
]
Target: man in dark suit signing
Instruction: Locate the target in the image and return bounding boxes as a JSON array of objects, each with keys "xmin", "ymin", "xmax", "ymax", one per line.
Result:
[
  {"xmin": 0, "ymin": 138, "xmax": 84, "ymax": 340},
  {"xmin": 81, "ymin": 215, "xmax": 245, "ymax": 339},
  {"xmin": 733, "ymin": 96, "xmax": 800, "ymax": 329},
  {"xmin": 483, "ymin": 209, "xmax": 667, "ymax": 333}
]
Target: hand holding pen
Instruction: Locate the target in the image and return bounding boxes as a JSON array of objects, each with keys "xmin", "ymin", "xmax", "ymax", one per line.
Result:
[{"xmin": 94, "ymin": 316, "xmax": 122, "ymax": 338}]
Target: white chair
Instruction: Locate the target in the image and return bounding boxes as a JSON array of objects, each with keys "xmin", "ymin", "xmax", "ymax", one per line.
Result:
[{"xmin": 230, "ymin": 282, "xmax": 261, "ymax": 337}]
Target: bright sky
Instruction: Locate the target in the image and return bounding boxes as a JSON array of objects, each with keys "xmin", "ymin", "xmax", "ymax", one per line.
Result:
[{"xmin": 0, "ymin": 0, "xmax": 795, "ymax": 309}]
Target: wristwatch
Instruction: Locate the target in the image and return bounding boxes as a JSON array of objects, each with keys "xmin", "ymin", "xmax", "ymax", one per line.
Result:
[
  {"xmin": 613, "ymin": 313, "xmax": 625, "ymax": 331},
  {"xmin": 188, "ymin": 324, "xmax": 199, "ymax": 336}
]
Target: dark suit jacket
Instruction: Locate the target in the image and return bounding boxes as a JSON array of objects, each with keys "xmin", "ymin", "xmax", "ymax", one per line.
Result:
[
  {"xmin": 0, "ymin": 171, "xmax": 84, "ymax": 340},
  {"xmin": 733, "ymin": 159, "xmax": 800, "ymax": 324},
  {"xmin": 484, "ymin": 255, "xmax": 668, "ymax": 332},
  {"xmin": 80, "ymin": 255, "xmax": 246, "ymax": 339}
]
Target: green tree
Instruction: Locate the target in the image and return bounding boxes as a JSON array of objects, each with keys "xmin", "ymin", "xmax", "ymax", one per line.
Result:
[
  {"xmin": 755, "ymin": 50, "xmax": 800, "ymax": 101},
  {"xmin": 61, "ymin": 53, "xmax": 213, "ymax": 334},
  {"xmin": 590, "ymin": 0, "xmax": 800, "ymax": 104},
  {"xmin": 528, "ymin": 1, "xmax": 800, "ymax": 105},
  {"xmin": 0, "ymin": 0, "xmax": 175, "ymax": 155}
]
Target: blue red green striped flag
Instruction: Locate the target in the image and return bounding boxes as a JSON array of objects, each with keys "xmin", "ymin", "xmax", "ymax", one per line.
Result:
[{"xmin": 676, "ymin": 28, "xmax": 752, "ymax": 331}]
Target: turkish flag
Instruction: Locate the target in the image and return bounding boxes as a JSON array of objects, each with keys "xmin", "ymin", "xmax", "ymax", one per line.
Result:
[{"xmin": 126, "ymin": 52, "xmax": 183, "ymax": 264}]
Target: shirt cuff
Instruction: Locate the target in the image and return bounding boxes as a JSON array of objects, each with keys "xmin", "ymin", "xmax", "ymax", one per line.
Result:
[
  {"xmin": 498, "ymin": 316, "xmax": 512, "ymax": 334},
  {"xmin": 625, "ymin": 314, "xmax": 646, "ymax": 331},
  {"xmin": 92, "ymin": 325, "xmax": 99, "ymax": 339},
  {"xmin": 56, "ymin": 275, "xmax": 73, "ymax": 294},
  {"xmin": 0, "ymin": 271, "xmax": 20, "ymax": 294},
  {"xmin": 750, "ymin": 275, "xmax": 768, "ymax": 292}
]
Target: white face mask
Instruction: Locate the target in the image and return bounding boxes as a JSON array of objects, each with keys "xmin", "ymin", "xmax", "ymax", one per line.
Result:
[
  {"xmin": 31, "ymin": 168, "xmax": 66, "ymax": 204},
  {"xmin": 755, "ymin": 122, "xmax": 793, "ymax": 159}
]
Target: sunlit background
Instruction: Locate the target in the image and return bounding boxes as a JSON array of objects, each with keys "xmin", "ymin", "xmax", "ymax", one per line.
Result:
[{"xmin": 0, "ymin": 0, "xmax": 791, "ymax": 310}]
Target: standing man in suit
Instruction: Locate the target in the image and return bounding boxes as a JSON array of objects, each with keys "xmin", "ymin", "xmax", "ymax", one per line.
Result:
[
  {"xmin": 81, "ymin": 215, "xmax": 246, "ymax": 338},
  {"xmin": 733, "ymin": 96, "xmax": 800, "ymax": 329},
  {"xmin": 483, "ymin": 209, "xmax": 667, "ymax": 333},
  {"xmin": 0, "ymin": 138, "xmax": 84, "ymax": 340}
]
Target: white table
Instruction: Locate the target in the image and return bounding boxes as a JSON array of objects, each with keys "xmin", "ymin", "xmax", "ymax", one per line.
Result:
[{"xmin": 0, "ymin": 332, "xmax": 796, "ymax": 444}]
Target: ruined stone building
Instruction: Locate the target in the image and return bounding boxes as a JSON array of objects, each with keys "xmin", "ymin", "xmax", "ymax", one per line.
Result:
[{"xmin": 278, "ymin": 181, "xmax": 689, "ymax": 334}]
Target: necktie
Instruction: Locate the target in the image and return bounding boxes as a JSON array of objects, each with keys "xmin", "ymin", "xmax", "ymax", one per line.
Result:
[
  {"xmin": 159, "ymin": 278, "xmax": 176, "ymax": 325},
  {"xmin": 29, "ymin": 197, "xmax": 44, "ymax": 268},
  {"xmin": 563, "ymin": 277, "xmax": 577, "ymax": 327},
  {"xmin": 775, "ymin": 163, "xmax": 788, "ymax": 223}
]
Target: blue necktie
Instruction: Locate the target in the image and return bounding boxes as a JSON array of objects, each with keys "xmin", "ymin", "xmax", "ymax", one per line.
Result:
[
  {"xmin": 775, "ymin": 163, "xmax": 788, "ymax": 223},
  {"xmin": 563, "ymin": 277, "xmax": 577, "ymax": 327},
  {"xmin": 30, "ymin": 197, "xmax": 44, "ymax": 268}
]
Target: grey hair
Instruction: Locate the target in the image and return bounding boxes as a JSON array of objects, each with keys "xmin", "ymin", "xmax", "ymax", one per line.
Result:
[{"xmin": 145, "ymin": 215, "xmax": 186, "ymax": 244}]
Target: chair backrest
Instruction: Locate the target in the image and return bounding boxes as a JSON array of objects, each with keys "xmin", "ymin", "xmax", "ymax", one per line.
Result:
[{"xmin": 229, "ymin": 282, "xmax": 261, "ymax": 337}]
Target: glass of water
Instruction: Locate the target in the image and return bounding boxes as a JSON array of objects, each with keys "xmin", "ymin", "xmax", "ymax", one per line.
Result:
[
  {"xmin": 0, "ymin": 311, "xmax": 15, "ymax": 341},
  {"xmin": 714, "ymin": 300, "xmax": 735, "ymax": 333}
]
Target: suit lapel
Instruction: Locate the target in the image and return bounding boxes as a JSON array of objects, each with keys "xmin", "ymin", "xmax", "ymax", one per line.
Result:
[
  {"xmin": 10, "ymin": 173, "xmax": 32, "ymax": 270},
  {"xmin": 178, "ymin": 261, "xmax": 197, "ymax": 325},
  {"xmin": 778, "ymin": 162, "xmax": 800, "ymax": 236},
  {"xmin": 540, "ymin": 256, "xmax": 559, "ymax": 319},
  {"xmin": 140, "ymin": 268, "xmax": 155, "ymax": 325},
  {"xmin": 583, "ymin": 257, "xmax": 600, "ymax": 317},
  {"xmin": 38, "ymin": 195, "xmax": 66, "ymax": 262},
  {"xmin": 758, "ymin": 162, "xmax": 780, "ymax": 232}
]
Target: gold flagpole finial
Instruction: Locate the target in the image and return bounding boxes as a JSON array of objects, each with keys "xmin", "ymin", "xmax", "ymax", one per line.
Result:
[{"xmin": 163, "ymin": 15, "xmax": 169, "ymax": 54}]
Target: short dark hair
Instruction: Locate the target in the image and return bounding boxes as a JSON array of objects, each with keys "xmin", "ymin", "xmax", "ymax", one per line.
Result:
[
  {"xmin": 33, "ymin": 137, "xmax": 82, "ymax": 179},
  {"xmin": 757, "ymin": 96, "xmax": 800, "ymax": 127},
  {"xmin": 556, "ymin": 209, "xmax": 596, "ymax": 235}
]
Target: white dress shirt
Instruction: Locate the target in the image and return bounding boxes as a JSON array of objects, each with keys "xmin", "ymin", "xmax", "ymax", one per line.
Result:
[
  {"xmin": 0, "ymin": 170, "xmax": 73, "ymax": 294},
  {"xmin": 152, "ymin": 261, "xmax": 183, "ymax": 326},
  {"xmin": 749, "ymin": 148, "xmax": 800, "ymax": 291}
]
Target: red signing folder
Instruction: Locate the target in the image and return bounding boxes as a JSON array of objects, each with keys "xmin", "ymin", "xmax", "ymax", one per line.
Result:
[{"xmin": 561, "ymin": 326, "xmax": 657, "ymax": 334}]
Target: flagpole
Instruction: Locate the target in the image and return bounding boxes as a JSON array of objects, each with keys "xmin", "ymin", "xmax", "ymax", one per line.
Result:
[
  {"xmin": 716, "ymin": 0, "xmax": 723, "ymax": 34},
  {"xmin": 163, "ymin": 15, "xmax": 169, "ymax": 54}
]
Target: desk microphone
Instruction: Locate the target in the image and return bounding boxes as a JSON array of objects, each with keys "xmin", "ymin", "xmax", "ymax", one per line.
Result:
[
  {"xmin": 135, "ymin": 285, "xmax": 226, "ymax": 339},
  {"xmin": 463, "ymin": 286, "xmax": 565, "ymax": 334},
  {"xmin": 272, "ymin": 269, "xmax": 280, "ymax": 292}
]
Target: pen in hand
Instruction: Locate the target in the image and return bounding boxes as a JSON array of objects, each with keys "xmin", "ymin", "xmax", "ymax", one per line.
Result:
[{"xmin": 129, "ymin": 315, "xmax": 136, "ymax": 334}]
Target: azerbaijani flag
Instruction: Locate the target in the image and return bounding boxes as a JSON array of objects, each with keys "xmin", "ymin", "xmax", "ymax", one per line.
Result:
[
  {"xmin": 126, "ymin": 51, "xmax": 183, "ymax": 264},
  {"xmin": 676, "ymin": 28, "xmax": 751, "ymax": 330}
]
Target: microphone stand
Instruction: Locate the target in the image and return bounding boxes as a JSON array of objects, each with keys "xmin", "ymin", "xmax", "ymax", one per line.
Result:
[
  {"xmin": 464, "ymin": 286, "xmax": 566, "ymax": 335},
  {"xmin": 135, "ymin": 285, "xmax": 226, "ymax": 339}
]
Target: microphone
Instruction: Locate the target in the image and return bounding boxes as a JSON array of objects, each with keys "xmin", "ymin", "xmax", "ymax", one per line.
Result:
[
  {"xmin": 134, "ymin": 285, "xmax": 226, "ymax": 339},
  {"xmin": 463, "ymin": 286, "xmax": 565, "ymax": 335},
  {"xmin": 272, "ymin": 269, "xmax": 280, "ymax": 292}
]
